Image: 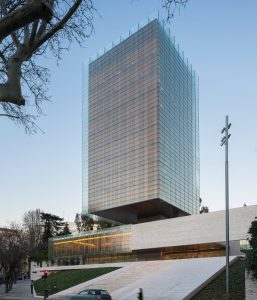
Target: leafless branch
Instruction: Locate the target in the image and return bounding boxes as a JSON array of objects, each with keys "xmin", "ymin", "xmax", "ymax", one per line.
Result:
[
  {"xmin": 162, "ymin": 0, "xmax": 189, "ymax": 21},
  {"xmin": 0, "ymin": 0, "xmax": 95, "ymax": 133},
  {"xmin": 0, "ymin": 113, "xmax": 19, "ymax": 118}
]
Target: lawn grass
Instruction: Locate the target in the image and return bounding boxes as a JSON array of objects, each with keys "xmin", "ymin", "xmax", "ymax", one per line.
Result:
[
  {"xmin": 192, "ymin": 258, "xmax": 245, "ymax": 300},
  {"xmin": 34, "ymin": 267, "xmax": 120, "ymax": 296}
]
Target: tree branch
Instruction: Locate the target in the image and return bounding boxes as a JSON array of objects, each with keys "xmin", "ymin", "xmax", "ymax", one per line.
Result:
[
  {"xmin": 163, "ymin": 0, "xmax": 189, "ymax": 21},
  {"xmin": 0, "ymin": 0, "xmax": 8, "ymax": 15},
  {"xmin": 34, "ymin": 0, "xmax": 82, "ymax": 51},
  {"xmin": 36, "ymin": 20, "xmax": 47, "ymax": 40},
  {"xmin": 29, "ymin": 20, "xmax": 39, "ymax": 45},
  {"xmin": 0, "ymin": 50, "xmax": 7, "ymax": 64},
  {"xmin": 0, "ymin": 113, "xmax": 19, "ymax": 119},
  {"xmin": 11, "ymin": 32, "xmax": 20, "ymax": 48},
  {"xmin": 0, "ymin": 0, "xmax": 95, "ymax": 133},
  {"xmin": 0, "ymin": 0, "xmax": 53, "ymax": 43},
  {"xmin": 24, "ymin": 25, "xmax": 30, "ymax": 44}
]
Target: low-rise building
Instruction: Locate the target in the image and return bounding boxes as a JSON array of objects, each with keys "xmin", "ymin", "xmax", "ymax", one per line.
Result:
[{"xmin": 48, "ymin": 205, "xmax": 256, "ymax": 265}]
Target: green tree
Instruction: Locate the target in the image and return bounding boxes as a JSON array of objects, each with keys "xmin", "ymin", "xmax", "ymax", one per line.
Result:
[
  {"xmin": 200, "ymin": 206, "xmax": 209, "ymax": 214},
  {"xmin": 74, "ymin": 213, "xmax": 82, "ymax": 232},
  {"xmin": 246, "ymin": 217, "xmax": 257, "ymax": 278},
  {"xmin": 97, "ymin": 219, "xmax": 117, "ymax": 229},
  {"xmin": 75, "ymin": 212, "xmax": 118, "ymax": 231},
  {"xmin": 81, "ymin": 214, "xmax": 94, "ymax": 231},
  {"xmin": 30, "ymin": 212, "xmax": 66, "ymax": 262},
  {"xmin": 41, "ymin": 212, "xmax": 65, "ymax": 243},
  {"xmin": 59, "ymin": 222, "xmax": 71, "ymax": 236}
]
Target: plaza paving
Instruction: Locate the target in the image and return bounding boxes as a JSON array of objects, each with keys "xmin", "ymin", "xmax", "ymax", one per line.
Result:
[
  {"xmin": 52, "ymin": 256, "xmax": 238, "ymax": 300},
  {"xmin": 0, "ymin": 256, "xmax": 240, "ymax": 300}
]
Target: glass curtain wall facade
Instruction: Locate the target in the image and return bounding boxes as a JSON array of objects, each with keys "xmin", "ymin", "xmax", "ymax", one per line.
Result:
[
  {"xmin": 158, "ymin": 23, "xmax": 200, "ymax": 214},
  {"xmin": 49, "ymin": 225, "xmax": 132, "ymax": 264},
  {"xmin": 84, "ymin": 18, "xmax": 199, "ymax": 223}
]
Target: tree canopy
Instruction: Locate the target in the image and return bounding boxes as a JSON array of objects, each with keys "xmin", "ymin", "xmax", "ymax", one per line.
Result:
[
  {"xmin": 41, "ymin": 212, "xmax": 65, "ymax": 243},
  {"xmin": 200, "ymin": 206, "xmax": 209, "ymax": 214},
  {"xmin": 24, "ymin": 211, "xmax": 71, "ymax": 262}
]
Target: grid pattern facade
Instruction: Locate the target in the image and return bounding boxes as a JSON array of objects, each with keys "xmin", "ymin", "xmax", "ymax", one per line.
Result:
[
  {"xmin": 86, "ymin": 19, "xmax": 199, "ymax": 217},
  {"xmin": 88, "ymin": 21, "xmax": 159, "ymax": 213},
  {"xmin": 158, "ymin": 24, "xmax": 200, "ymax": 214}
]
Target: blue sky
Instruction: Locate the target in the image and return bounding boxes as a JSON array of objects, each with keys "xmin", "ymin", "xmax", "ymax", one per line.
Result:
[{"xmin": 0, "ymin": 0, "xmax": 257, "ymax": 225}]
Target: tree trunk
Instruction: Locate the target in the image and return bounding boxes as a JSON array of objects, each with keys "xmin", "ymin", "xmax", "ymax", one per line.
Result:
[{"xmin": 0, "ymin": 57, "xmax": 24, "ymax": 105}]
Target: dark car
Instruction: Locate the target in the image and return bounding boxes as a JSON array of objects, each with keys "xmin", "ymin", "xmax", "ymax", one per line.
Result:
[{"xmin": 70, "ymin": 289, "xmax": 112, "ymax": 300}]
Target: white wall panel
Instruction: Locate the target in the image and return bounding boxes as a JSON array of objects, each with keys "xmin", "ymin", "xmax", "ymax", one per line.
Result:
[{"xmin": 132, "ymin": 205, "xmax": 257, "ymax": 250}]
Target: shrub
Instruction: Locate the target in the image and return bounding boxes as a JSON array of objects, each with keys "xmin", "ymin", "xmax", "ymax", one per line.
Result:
[{"xmin": 246, "ymin": 217, "xmax": 257, "ymax": 279}]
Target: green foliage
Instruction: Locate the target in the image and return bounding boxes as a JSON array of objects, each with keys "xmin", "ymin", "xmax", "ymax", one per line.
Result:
[
  {"xmin": 58, "ymin": 222, "xmax": 71, "ymax": 236},
  {"xmin": 81, "ymin": 214, "xmax": 94, "ymax": 231},
  {"xmin": 97, "ymin": 219, "xmax": 117, "ymax": 229},
  {"xmin": 74, "ymin": 213, "xmax": 82, "ymax": 232},
  {"xmin": 246, "ymin": 217, "xmax": 257, "ymax": 279},
  {"xmin": 34, "ymin": 268, "xmax": 120, "ymax": 296},
  {"xmin": 192, "ymin": 259, "xmax": 245, "ymax": 300},
  {"xmin": 41, "ymin": 212, "xmax": 65, "ymax": 244},
  {"xmin": 26, "ymin": 211, "xmax": 70, "ymax": 262},
  {"xmin": 75, "ymin": 212, "xmax": 118, "ymax": 232},
  {"xmin": 29, "ymin": 247, "xmax": 48, "ymax": 263},
  {"xmin": 200, "ymin": 206, "xmax": 209, "ymax": 214}
]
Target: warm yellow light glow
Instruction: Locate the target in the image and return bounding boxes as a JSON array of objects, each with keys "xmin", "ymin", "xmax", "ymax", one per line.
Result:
[
  {"xmin": 53, "ymin": 232, "xmax": 131, "ymax": 246},
  {"xmin": 73, "ymin": 241, "xmax": 96, "ymax": 247}
]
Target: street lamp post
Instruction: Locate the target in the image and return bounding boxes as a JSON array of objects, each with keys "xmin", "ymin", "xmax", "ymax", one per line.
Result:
[{"xmin": 221, "ymin": 115, "xmax": 231, "ymax": 295}]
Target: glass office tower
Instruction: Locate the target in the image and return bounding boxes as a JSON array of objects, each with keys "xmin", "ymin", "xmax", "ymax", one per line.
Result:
[{"xmin": 83, "ymin": 18, "xmax": 199, "ymax": 223}]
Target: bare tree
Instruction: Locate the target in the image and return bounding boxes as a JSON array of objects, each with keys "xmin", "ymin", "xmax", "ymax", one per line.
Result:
[
  {"xmin": 0, "ymin": 1, "xmax": 189, "ymax": 132},
  {"xmin": 0, "ymin": 224, "xmax": 29, "ymax": 293},
  {"xmin": 0, "ymin": 0, "xmax": 95, "ymax": 132},
  {"xmin": 23, "ymin": 209, "xmax": 42, "ymax": 255}
]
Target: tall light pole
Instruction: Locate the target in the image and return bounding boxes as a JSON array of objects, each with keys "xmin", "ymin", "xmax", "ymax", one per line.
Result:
[{"xmin": 221, "ymin": 115, "xmax": 231, "ymax": 295}]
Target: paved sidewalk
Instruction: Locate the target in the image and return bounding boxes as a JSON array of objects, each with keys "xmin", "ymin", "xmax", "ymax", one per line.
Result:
[
  {"xmin": 246, "ymin": 271, "xmax": 257, "ymax": 300},
  {"xmin": 0, "ymin": 279, "xmax": 34, "ymax": 299}
]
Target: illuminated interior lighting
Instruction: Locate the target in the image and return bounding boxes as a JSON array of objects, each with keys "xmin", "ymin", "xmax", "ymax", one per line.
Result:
[
  {"xmin": 73, "ymin": 241, "xmax": 96, "ymax": 247},
  {"xmin": 54, "ymin": 232, "xmax": 131, "ymax": 245}
]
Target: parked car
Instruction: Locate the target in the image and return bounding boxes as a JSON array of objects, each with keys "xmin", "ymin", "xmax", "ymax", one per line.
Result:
[{"xmin": 70, "ymin": 289, "xmax": 112, "ymax": 300}]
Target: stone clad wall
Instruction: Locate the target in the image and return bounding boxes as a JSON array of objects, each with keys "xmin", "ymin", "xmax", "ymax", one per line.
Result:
[{"xmin": 132, "ymin": 205, "xmax": 257, "ymax": 250}]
